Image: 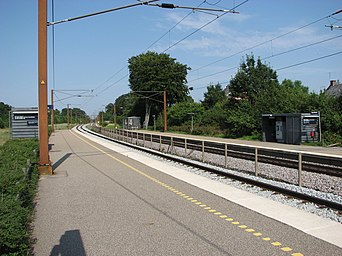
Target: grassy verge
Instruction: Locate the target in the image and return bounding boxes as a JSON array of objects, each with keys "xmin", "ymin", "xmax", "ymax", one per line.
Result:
[
  {"xmin": 0, "ymin": 139, "xmax": 39, "ymax": 256},
  {"xmin": 0, "ymin": 128, "xmax": 9, "ymax": 146}
]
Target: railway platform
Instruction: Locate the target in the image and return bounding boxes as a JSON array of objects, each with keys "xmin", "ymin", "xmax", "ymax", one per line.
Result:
[
  {"xmin": 32, "ymin": 128, "xmax": 342, "ymax": 255},
  {"xmin": 142, "ymin": 130, "xmax": 342, "ymax": 157}
]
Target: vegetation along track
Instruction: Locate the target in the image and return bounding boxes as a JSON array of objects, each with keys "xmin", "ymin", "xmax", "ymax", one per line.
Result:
[{"xmin": 77, "ymin": 125, "xmax": 342, "ymax": 212}]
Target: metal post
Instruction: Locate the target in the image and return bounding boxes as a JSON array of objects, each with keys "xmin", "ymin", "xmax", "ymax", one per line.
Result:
[
  {"xmin": 159, "ymin": 135, "xmax": 162, "ymax": 151},
  {"xmin": 114, "ymin": 103, "xmax": 117, "ymax": 128},
  {"xmin": 163, "ymin": 90, "xmax": 167, "ymax": 132},
  {"xmin": 170, "ymin": 137, "xmax": 173, "ymax": 153},
  {"xmin": 255, "ymin": 147, "xmax": 259, "ymax": 176},
  {"xmin": 38, "ymin": 0, "xmax": 52, "ymax": 175},
  {"xmin": 298, "ymin": 152, "xmax": 302, "ymax": 186},
  {"xmin": 202, "ymin": 141, "xmax": 205, "ymax": 162},
  {"xmin": 225, "ymin": 144, "xmax": 228, "ymax": 168},
  {"xmin": 191, "ymin": 115, "xmax": 194, "ymax": 133},
  {"xmin": 318, "ymin": 111, "xmax": 322, "ymax": 143},
  {"xmin": 150, "ymin": 134, "xmax": 153, "ymax": 148},
  {"xmin": 51, "ymin": 89, "xmax": 54, "ymax": 132},
  {"xmin": 184, "ymin": 139, "xmax": 187, "ymax": 157},
  {"xmin": 143, "ymin": 133, "xmax": 145, "ymax": 147},
  {"xmin": 67, "ymin": 104, "xmax": 70, "ymax": 129},
  {"xmin": 70, "ymin": 108, "xmax": 73, "ymax": 128}
]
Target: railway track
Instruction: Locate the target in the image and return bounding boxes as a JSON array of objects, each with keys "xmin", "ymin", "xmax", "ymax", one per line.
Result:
[
  {"xmin": 131, "ymin": 132, "xmax": 342, "ymax": 178},
  {"xmin": 77, "ymin": 125, "xmax": 342, "ymax": 212}
]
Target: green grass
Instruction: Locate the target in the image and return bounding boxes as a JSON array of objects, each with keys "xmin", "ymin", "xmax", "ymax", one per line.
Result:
[
  {"xmin": 52, "ymin": 123, "xmax": 70, "ymax": 130},
  {"xmin": 0, "ymin": 128, "xmax": 9, "ymax": 146}
]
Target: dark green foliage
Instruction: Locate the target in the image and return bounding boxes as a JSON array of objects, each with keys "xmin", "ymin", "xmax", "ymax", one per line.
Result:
[
  {"xmin": 170, "ymin": 54, "xmax": 341, "ymax": 144},
  {"xmin": 49, "ymin": 107, "xmax": 89, "ymax": 125},
  {"xmin": 0, "ymin": 139, "xmax": 39, "ymax": 255},
  {"xmin": 128, "ymin": 51, "xmax": 191, "ymax": 128},
  {"xmin": 128, "ymin": 51, "xmax": 190, "ymax": 106},
  {"xmin": 201, "ymin": 83, "xmax": 226, "ymax": 110},
  {"xmin": 167, "ymin": 101, "xmax": 204, "ymax": 127},
  {"xmin": 0, "ymin": 102, "xmax": 11, "ymax": 129}
]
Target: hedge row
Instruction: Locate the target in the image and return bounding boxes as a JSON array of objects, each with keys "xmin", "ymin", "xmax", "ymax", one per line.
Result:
[{"xmin": 0, "ymin": 139, "xmax": 39, "ymax": 256}]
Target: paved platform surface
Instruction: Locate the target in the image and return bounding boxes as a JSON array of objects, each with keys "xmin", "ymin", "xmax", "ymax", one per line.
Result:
[{"xmin": 32, "ymin": 129, "xmax": 342, "ymax": 255}]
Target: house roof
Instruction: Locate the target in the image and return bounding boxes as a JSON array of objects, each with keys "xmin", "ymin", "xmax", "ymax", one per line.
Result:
[{"xmin": 325, "ymin": 80, "xmax": 342, "ymax": 97}]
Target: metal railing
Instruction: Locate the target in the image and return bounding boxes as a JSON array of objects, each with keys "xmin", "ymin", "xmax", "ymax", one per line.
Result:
[{"xmin": 90, "ymin": 125, "xmax": 342, "ymax": 187}]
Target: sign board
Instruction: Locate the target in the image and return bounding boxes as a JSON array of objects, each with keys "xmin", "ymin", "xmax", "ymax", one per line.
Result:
[{"xmin": 10, "ymin": 108, "xmax": 39, "ymax": 138}]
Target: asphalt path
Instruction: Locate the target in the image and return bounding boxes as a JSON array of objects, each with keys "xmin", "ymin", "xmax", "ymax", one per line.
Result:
[{"xmin": 32, "ymin": 129, "xmax": 342, "ymax": 255}]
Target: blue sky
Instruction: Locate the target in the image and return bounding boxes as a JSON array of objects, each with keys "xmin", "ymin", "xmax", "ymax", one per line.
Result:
[{"xmin": 1, "ymin": 0, "xmax": 341, "ymax": 117}]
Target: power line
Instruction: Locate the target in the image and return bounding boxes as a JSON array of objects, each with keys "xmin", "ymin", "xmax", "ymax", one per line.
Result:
[
  {"xmin": 263, "ymin": 34, "xmax": 342, "ymax": 60},
  {"xmin": 143, "ymin": 1, "xmax": 206, "ymax": 52},
  {"xmin": 47, "ymin": 0, "xmax": 160, "ymax": 26},
  {"xmin": 162, "ymin": 0, "xmax": 248, "ymax": 53},
  {"xmin": 91, "ymin": 0, "xmax": 239, "ymax": 96},
  {"xmin": 188, "ymin": 34, "xmax": 342, "ymax": 84},
  {"xmin": 276, "ymin": 51, "xmax": 342, "ymax": 71},
  {"xmin": 89, "ymin": 1, "xmax": 209, "ymax": 97},
  {"xmin": 190, "ymin": 10, "xmax": 340, "ymax": 74}
]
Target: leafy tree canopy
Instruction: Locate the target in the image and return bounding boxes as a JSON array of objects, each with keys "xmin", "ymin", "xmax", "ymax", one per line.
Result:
[
  {"xmin": 128, "ymin": 51, "xmax": 191, "ymax": 106},
  {"xmin": 201, "ymin": 83, "xmax": 226, "ymax": 110},
  {"xmin": 168, "ymin": 101, "xmax": 204, "ymax": 127},
  {"xmin": 0, "ymin": 102, "xmax": 11, "ymax": 128},
  {"xmin": 128, "ymin": 51, "xmax": 191, "ymax": 128},
  {"xmin": 228, "ymin": 54, "xmax": 278, "ymax": 106}
]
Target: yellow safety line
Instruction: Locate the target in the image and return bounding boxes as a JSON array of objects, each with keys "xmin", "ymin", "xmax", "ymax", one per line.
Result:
[{"xmin": 72, "ymin": 130, "xmax": 304, "ymax": 256}]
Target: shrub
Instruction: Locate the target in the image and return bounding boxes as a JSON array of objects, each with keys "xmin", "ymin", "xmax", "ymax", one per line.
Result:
[{"xmin": 0, "ymin": 139, "xmax": 39, "ymax": 256}]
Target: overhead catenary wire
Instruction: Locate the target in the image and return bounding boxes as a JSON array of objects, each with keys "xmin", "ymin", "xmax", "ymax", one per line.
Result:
[
  {"xmin": 47, "ymin": 0, "xmax": 160, "ymax": 26},
  {"xmin": 91, "ymin": 0, "xmax": 247, "ymax": 97},
  {"xmin": 188, "ymin": 34, "xmax": 342, "ymax": 84},
  {"xmin": 142, "ymin": 0, "xmax": 206, "ymax": 53},
  {"xmin": 91, "ymin": 1, "xmax": 205, "ymax": 96},
  {"xmin": 190, "ymin": 9, "xmax": 342, "ymax": 74},
  {"xmin": 276, "ymin": 51, "xmax": 342, "ymax": 71},
  {"xmin": 87, "ymin": 0, "xmax": 217, "ymax": 98},
  {"xmin": 161, "ymin": 0, "xmax": 248, "ymax": 53}
]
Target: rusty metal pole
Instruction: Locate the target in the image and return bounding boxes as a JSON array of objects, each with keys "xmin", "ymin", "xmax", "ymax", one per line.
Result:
[
  {"xmin": 163, "ymin": 90, "xmax": 167, "ymax": 132},
  {"xmin": 51, "ymin": 89, "xmax": 54, "ymax": 132},
  {"xmin": 70, "ymin": 108, "xmax": 73, "ymax": 127},
  {"xmin": 67, "ymin": 104, "xmax": 70, "ymax": 128},
  {"xmin": 114, "ymin": 104, "xmax": 117, "ymax": 128},
  {"xmin": 38, "ymin": 0, "xmax": 52, "ymax": 175}
]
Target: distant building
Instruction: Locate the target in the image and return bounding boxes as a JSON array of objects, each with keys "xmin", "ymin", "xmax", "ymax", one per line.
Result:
[{"xmin": 325, "ymin": 80, "xmax": 342, "ymax": 97}]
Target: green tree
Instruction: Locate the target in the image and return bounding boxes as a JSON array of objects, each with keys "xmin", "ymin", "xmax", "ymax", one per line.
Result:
[
  {"xmin": 228, "ymin": 54, "xmax": 278, "ymax": 107},
  {"xmin": 201, "ymin": 83, "xmax": 226, "ymax": 110},
  {"xmin": 128, "ymin": 51, "xmax": 191, "ymax": 128},
  {"xmin": 277, "ymin": 79, "xmax": 311, "ymax": 113},
  {"xmin": 0, "ymin": 102, "xmax": 11, "ymax": 128},
  {"xmin": 168, "ymin": 101, "xmax": 204, "ymax": 127},
  {"xmin": 225, "ymin": 55, "xmax": 279, "ymax": 137}
]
